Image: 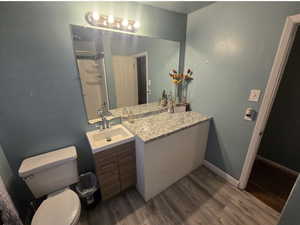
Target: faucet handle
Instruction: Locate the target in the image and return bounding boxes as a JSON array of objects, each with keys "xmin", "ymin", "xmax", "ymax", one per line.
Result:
[{"xmin": 96, "ymin": 109, "xmax": 103, "ymax": 116}]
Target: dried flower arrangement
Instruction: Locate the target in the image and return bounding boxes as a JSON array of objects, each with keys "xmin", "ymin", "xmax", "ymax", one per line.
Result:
[
  {"xmin": 169, "ymin": 69, "xmax": 194, "ymax": 104},
  {"xmin": 169, "ymin": 69, "xmax": 194, "ymax": 85}
]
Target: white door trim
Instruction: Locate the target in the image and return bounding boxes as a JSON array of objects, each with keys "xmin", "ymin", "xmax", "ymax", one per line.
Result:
[
  {"xmin": 132, "ymin": 52, "xmax": 149, "ymax": 103},
  {"xmin": 239, "ymin": 14, "xmax": 300, "ymax": 189}
]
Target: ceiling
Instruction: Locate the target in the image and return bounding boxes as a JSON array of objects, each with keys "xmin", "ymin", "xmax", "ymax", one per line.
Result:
[{"xmin": 142, "ymin": 1, "xmax": 214, "ymax": 14}]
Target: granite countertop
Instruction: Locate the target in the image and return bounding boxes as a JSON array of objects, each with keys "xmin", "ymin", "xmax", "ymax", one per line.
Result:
[
  {"xmin": 109, "ymin": 102, "xmax": 167, "ymax": 119},
  {"xmin": 123, "ymin": 111, "xmax": 210, "ymax": 142}
]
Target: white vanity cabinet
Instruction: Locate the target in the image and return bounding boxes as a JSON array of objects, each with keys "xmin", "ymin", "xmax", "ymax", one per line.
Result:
[{"xmin": 123, "ymin": 112, "xmax": 210, "ymax": 201}]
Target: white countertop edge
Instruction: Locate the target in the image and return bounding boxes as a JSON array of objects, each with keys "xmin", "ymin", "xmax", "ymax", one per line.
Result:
[{"xmin": 90, "ymin": 136, "xmax": 135, "ymax": 154}]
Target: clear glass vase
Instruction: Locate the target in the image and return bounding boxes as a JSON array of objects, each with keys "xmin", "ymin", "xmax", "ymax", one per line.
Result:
[
  {"xmin": 174, "ymin": 84, "xmax": 179, "ymax": 104},
  {"xmin": 181, "ymin": 82, "xmax": 188, "ymax": 104}
]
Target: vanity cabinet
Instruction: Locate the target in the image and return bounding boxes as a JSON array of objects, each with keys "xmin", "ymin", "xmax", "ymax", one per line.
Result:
[{"xmin": 93, "ymin": 141, "xmax": 136, "ymax": 200}]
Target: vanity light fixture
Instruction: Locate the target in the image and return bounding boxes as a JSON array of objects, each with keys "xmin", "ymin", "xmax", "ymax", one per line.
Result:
[
  {"xmin": 133, "ymin": 21, "xmax": 140, "ymax": 29},
  {"xmin": 92, "ymin": 12, "xmax": 100, "ymax": 21},
  {"xmin": 108, "ymin": 15, "xmax": 114, "ymax": 24},
  {"xmin": 122, "ymin": 19, "xmax": 129, "ymax": 27},
  {"xmin": 85, "ymin": 12, "xmax": 140, "ymax": 33}
]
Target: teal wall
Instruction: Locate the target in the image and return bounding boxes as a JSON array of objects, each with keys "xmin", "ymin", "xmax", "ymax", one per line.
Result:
[
  {"xmin": 184, "ymin": 2, "xmax": 300, "ymax": 179},
  {"xmin": 0, "ymin": 2, "xmax": 186, "ymax": 203},
  {"xmin": 278, "ymin": 176, "xmax": 300, "ymax": 225}
]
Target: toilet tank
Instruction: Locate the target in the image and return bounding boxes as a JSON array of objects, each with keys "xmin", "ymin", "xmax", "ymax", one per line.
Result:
[{"xmin": 19, "ymin": 146, "xmax": 79, "ymax": 198}]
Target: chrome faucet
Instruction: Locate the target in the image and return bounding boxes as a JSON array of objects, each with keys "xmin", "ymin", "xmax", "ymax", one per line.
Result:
[{"xmin": 96, "ymin": 103, "xmax": 111, "ymax": 129}]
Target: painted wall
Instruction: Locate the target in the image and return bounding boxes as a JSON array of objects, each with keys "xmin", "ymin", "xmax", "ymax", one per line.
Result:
[
  {"xmin": 0, "ymin": 2, "xmax": 186, "ymax": 202},
  {"xmin": 278, "ymin": 175, "xmax": 300, "ymax": 225},
  {"xmin": 259, "ymin": 27, "xmax": 300, "ymax": 172},
  {"xmin": 184, "ymin": 2, "xmax": 300, "ymax": 179}
]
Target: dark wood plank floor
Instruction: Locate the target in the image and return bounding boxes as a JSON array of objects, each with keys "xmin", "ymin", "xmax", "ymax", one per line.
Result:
[
  {"xmin": 246, "ymin": 157, "xmax": 297, "ymax": 212},
  {"xmin": 80, "ymin": 166, "xmax": 279, "ymax": 225}
]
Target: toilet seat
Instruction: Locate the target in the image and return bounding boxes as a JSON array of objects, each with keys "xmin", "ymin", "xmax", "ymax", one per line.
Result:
[{"xmin": 31, "ymin": 189, "xmax": 81, "ymax": 225}]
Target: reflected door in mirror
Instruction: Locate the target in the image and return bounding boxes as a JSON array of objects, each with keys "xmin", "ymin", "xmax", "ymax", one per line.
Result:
[
  {"xmin": 77, "ymin": 58, "xmax": 107, "ymax": 120},
  {"xmin": 112, "ymin": 56, "xmax": 138, "ymax": 108},
  {"xmin": 137, "ymin": 55, "xmax": 147, "ymax": 104}
]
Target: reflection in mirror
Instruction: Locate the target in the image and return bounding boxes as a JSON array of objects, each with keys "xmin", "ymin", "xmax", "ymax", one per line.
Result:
[
  {"xmin": 71, "ymin": 25, "xmax": 180, "ymax": 123},
  {"xmin": 72, "ymin": 27, "xmax": 109, "ymax": 121}
]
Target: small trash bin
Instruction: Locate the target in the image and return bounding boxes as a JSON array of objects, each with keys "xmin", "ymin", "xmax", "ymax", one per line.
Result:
[{"xmin": 75, "ymin": 172, "xmax": 98, "ymax": 205}]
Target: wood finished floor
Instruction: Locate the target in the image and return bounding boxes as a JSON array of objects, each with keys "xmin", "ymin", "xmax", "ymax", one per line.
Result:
[
  {"xmin": 246, "ymin": 157, "xmax": 297, "ymax": 212},
  {"xmin": 80, "ymin": 166, "xmax": 280, "ymax": 225}
]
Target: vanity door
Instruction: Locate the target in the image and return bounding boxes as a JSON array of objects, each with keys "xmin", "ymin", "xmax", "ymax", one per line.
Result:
[{"xmin": 93, "ymin": 141, "xmax": 136, "ymax": 200}]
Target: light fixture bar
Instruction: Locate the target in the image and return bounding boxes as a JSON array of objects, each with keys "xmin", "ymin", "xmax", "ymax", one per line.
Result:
[{"xmin": 85, "ymin": 12, "xmax": 140, "ymax": 33}]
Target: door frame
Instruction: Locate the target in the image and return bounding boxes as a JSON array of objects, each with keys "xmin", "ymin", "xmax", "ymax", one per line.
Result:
[
  {"xmin": 132, "ymin": 52, "xmax": 149, "ymax": 103},
  {"xmin": 239, "ymin": 14, "xmax": 300, "ymax": 189}
]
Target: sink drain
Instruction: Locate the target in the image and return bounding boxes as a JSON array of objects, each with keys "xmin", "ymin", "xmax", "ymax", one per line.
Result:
[{"xmin": 106, "ymin": 137, "xmax": 112, "ymax": 142}]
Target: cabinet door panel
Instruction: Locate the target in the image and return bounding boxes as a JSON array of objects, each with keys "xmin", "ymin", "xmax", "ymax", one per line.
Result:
[{"xmin": 93, "ymin": 141, "xmax": 136, "ymax": 200}]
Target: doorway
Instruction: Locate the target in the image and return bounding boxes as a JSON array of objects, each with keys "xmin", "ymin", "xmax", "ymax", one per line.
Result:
[
  {"xmin": 133, "ymin": 52, "xmax": 149, "ymax": 104},
  {"xmin": 239, "ymin": 14, "xmax": 300, "ymax": 212},
  {"xmin": 112, "ymin": 55, "xmax": 139, "ymax": 107},
  {"xmin": 136, "ymin": 55, "xmax": 147, "ymax": 105},
  {"xmin": 112, "ymin": 52, "xmax": 148, "ymax": 108}
]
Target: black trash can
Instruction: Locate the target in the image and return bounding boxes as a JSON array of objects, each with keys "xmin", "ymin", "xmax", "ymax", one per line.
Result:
[{"xmin": 75, "ymin": 172, "xmax": 98, "ymax": 205}]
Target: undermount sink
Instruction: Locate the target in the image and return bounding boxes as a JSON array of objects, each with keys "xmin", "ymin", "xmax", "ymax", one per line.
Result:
[{"xmin": 86, "ymin": 124, "xmax": 135, "ymax": 153}]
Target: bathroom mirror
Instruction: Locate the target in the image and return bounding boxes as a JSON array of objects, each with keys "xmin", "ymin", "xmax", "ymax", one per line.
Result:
[{"xmin": 71, "ymin": 25, "xmax": 180, "ymax": 123}]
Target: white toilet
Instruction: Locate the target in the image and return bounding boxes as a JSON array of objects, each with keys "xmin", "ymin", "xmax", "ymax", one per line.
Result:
[{"xmin": 19, "ymin": 146, "xmax": 81, "ymax": 225}]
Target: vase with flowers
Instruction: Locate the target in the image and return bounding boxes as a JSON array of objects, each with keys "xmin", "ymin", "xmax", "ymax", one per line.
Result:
[
  {"xmin": 169, "ymin": 68, "xmax": 194, "ymax": 104},
  {"xmin": 169, "ymin": 69, "xmax": 182, "ymax": 103}
]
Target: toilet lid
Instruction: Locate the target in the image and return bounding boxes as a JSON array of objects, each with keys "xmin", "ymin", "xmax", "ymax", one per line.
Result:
[{"xmin": 31, "ymin": 189, "xmax": 81, "ymax": 225}]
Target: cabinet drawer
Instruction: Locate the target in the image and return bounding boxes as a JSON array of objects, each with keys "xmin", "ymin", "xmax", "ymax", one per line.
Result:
[
  {"xmin": 97, "ymin": 171, "xmax": 119, "ymax": 186},
  {"xmin": 115, "ymin": 142, "xmax": 135, "ymax": 156},
  {"xmin": 94, "ymin": 151, "xmax": 117, "ymax": 166},
  {"xmin": 95, "ymin": 162, "xmax": 118, "ymax": 174},
  {"xmin": 119, "ymin": 154, "xmax": 135, "ymax": 165}
]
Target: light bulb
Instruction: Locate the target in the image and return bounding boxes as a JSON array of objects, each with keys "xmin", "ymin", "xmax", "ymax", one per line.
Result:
[
  {"xmin": 133, "ymin": 21, "xmax": 140, "ymax": 29},
  {"xmin": 108, "ymin": 15, "xmax": 114, "ymax": 24},
  {"xmin": 116, "ymin": 23, "xmax": 121, "ymax": 29},
  {"xmin": 92, "ymin": 12, "xmax": 100, "ymax": 21},
  {"xmin": 128, "ymin": 24, "xmax": 133, "ymax": 31},
  {"xmin": 122, "ymin": 19, "xmax": 128, "ymax": 27},
  {"xmin": 103, "ymin": 20, "xmax": 108, "ymax": 26}
]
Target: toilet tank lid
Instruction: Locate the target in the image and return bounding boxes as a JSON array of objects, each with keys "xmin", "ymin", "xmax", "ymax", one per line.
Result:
[{"xmin": 19, "ymin": 146, "xmax": 77, "ymax": 178}]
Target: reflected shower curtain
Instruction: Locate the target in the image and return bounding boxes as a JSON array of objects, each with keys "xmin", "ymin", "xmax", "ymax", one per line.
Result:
[{"xmin": 0, "ymin": 176, "xmax": 23, "ymax": 225}]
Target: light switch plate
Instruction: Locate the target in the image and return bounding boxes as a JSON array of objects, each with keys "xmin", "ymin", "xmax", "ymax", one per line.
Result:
[{"xmin": 248, "ymin": 89, "xmax": 261, "ymax": 102}]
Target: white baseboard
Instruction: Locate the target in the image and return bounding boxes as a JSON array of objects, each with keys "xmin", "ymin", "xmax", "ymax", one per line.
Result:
[{"xmin": 203, "ymin": 160, "xmax": 239, "ymax": 187}]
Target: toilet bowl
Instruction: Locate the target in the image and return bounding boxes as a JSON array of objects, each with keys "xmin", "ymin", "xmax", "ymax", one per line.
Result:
[
  {"xmin": 31, "ymin": 189, "xmax": 81, "ymax": 225},
  {"xmin": 18, "ymin": 146, "xmax": 82, "ymax": 225}
]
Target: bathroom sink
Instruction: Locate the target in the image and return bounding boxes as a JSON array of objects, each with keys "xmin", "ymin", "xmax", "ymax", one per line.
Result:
[{"xmin": 86, "ymin": 124, "xmax": 135, "ymax": 153}]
